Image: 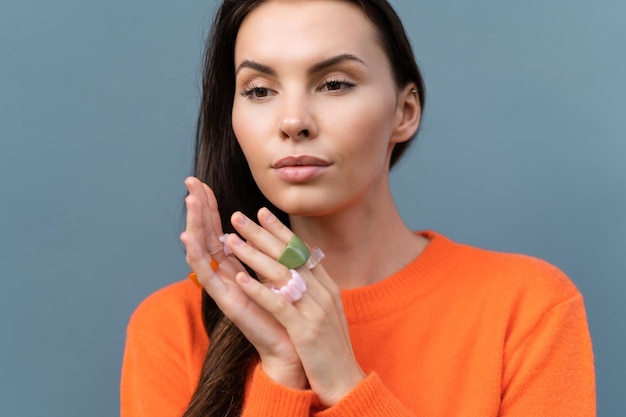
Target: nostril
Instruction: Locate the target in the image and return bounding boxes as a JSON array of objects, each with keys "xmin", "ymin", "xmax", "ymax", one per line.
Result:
[{"xmin": 300, "ymin": 129, "xmax": 309, "ymax": 137}]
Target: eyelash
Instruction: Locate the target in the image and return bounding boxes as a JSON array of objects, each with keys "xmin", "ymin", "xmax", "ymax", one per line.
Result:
[
  {"xmin": 319, "ymin": 78, "xmax": 356, "ymax": 92},
  {"xmin": 240, "ymin": 78, "xmax": 356, "ymax": 101},
  {"xmin": 241, "ymin": 84, "xmax": 273, "ymax": 99}
]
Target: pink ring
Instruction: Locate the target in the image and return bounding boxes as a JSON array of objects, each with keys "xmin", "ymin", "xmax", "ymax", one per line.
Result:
[{"xmin": 271, "ymin": 269, "xmax": 307, "ymax": 303}]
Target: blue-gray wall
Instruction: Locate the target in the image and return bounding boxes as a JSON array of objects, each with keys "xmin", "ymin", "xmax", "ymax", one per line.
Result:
[{"xmin": 1, "ymin": 1, "xmax": 623, "ymax": 416}]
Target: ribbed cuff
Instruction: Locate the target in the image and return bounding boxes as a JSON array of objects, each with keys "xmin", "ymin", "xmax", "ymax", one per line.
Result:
[
  {"xmin": 313, "ymin": 373, "xmax": 411, "ymax": 417},
  {"xmin": 242, "ymin": 364, "xmax": 317, "ymax": 417}
]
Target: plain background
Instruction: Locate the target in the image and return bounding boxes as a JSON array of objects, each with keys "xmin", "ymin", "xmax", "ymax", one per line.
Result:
[{"xmin": 1, "ymin": 0, "xmax": 624, "ymax": 415}]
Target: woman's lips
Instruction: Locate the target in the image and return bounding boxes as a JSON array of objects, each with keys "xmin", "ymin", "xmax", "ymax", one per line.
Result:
[{"xmin": 272, "ymin": 155, "xmax": 330, "ymax": 182}]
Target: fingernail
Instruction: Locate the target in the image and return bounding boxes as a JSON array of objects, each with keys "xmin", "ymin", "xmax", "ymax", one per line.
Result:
[
  {"xmin": 238, "ymin": 272, "xmax": 251, "ymax": 284},
  {"xmin": 234, "ymin": 212, "xmax": 248, "ymax": 226},
  {"xmin": 260, "ymin": 207, "xmax": 275, "ymax": 222},
  {"xmin": 229, "ymin": 233, "xmax": 244, "ymax": 247}
]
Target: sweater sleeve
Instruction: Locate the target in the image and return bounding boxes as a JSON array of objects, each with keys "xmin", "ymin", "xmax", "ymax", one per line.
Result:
[
  {"xmin": 121, "ymin": 326, "xmax": 191, "ymax": 417},
  {"xmin": 241, "ymin": 364, "xmax": 319, "ymax": 416},
  {"xmin": 313, "ymin": 373, "xmax": 416, "ymax": 417},
  {"xmin": 499, "ymin": 292, "xmax": 596, "ymax": 416},
  {"xmin": 120, "ymin": 281, "xmax": 206, "ymax": 417}
]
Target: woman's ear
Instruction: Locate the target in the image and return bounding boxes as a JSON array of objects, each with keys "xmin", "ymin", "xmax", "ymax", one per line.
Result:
[{"xmin": 390, "ymin": 84, "xmax": 421, "ymax": 144}]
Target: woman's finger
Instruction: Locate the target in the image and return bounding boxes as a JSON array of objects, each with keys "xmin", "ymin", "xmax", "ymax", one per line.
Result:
[
  {"xmin": 181, "ymin": 190, "xmax": 229, "ymax": 291},
  {"xmin": 231, "ymin": 211, "xmax": 287, "ymax": 259},
  {"xmin": 225, "ymin": 232, "xmax": 293, "ymax": 288},
  {"xmin": 231, "ymin": 209, "xmax": 320, "ymax": 272},
  {"xmin": 184, "ymin": 177, "xmax": 226, "ymax": 261},
  {"xmin": 256, "ymin": 207, "xmax": 296, "ymax": 250},
  {"xmin": 241, "ymin": 209, "xmax": 351, "ymax": 347},
  {"xmin": 236, "ymin": 271, "xmax": 297, "ymax": 315},
  {"xmin": 254, "ymin": 207, "xmax": 339, "ymax": 295},
  {"xmin": 203, "ymin": 183, "xmax": 225, "ymax": 237},
  {"xmin": 228, "ymin": 210, "xmax": 331, "ymax": 301},
  {"xmin": 226, "ymin": 218, "xmax": 337, "ymax": 325},
  {"xmin": 183, "ymin": 193, "xmax": 207, "ymax": 255}
]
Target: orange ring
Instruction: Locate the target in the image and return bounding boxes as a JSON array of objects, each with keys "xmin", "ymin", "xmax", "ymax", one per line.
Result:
[{"xmin": 187, "ymin": 272, "xmax": 202, "ymax": 289}]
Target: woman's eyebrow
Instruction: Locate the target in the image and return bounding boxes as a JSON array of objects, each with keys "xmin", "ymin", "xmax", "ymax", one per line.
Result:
[
  {"xmin": 235, "ymin": 54, "xmax": 365, "ymax": 77},
  {"xmin": 308, "ymin": 54, "xmax": 366, "ymax": 75},
  {"xmin": 235, "ymin": 60, "xmax": 276, "ymax": 76}
]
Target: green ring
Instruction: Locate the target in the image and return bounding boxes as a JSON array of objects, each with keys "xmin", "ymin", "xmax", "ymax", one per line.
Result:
[{"xmin": 277, "ymin": 235, "xmax": 310, "ymax": 269}]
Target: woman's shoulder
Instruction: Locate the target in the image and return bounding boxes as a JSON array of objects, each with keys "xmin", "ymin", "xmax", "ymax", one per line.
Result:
[
  {"xmin": 126, "ymin": 279, "xmax": 205, "ymax": 343},
  {"xmin": 122, "ymin": 280, "xmax": 208, "ymax": 407},
  {"xmin": 422, "ymin": 232, "xmax": 590, "ymax": 354},
  {"xmin": 425, "ymin": 231, "xmax": 582, "ymax": 303},
  {"xmin": 449, "ymin": 234, "xmax": 582, "ymax": 309}
]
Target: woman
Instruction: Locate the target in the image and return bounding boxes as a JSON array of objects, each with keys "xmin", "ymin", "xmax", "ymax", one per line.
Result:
[{"xmin": 121, "ymin": 0, "xmax": 595, "ymax": 416}]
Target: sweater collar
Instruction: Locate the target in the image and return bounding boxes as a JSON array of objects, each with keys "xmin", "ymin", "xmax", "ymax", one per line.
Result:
[{"xmin": 341, "ymin": 231, "xmax": 461, "ymax": 324}]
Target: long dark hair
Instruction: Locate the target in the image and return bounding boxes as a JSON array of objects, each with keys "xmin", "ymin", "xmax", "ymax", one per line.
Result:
[{"xmin": 183, "ymin": 1, "xmax": 425, "ymax": 416}]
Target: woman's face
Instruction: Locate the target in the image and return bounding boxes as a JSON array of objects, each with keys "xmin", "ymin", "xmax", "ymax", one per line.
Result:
[{"xmin": 232, "ymin": 0, "xmax": 413, "ymax": 216}]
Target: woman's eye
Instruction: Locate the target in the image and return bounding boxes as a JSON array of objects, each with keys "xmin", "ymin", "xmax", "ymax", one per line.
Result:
[
  {"xmin": 252, "ymin": 87, "xmax": 268, "ymax": 97},
  {"xmin": 241, "ymin": 86, "xmax": 274, "ymax": 99},
  {"xmin": 320, "ymin": 79, "xmax": 355, "ymax": 92},
  {"xmin": 325, "ymin": 81, "xmax": 342, "ymax": 91}
]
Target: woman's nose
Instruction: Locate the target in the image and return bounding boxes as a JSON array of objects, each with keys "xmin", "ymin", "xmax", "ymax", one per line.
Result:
[{"xmin": 278, "ymin": 93, "xmax": 318, "ymax": 141}]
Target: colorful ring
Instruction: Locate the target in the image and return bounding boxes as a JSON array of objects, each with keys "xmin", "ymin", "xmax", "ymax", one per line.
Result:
[
  {"xmin": 188, "ymin": 272, "xmax": 202, "ymax": 289},
  {"xmin": 187, "ymin": 259, "xmax": 219, "ymax": 289},
  {"xmin": 218, "ymin": 233, "xmax": 233, "ymax": 256},
  {"xmin": 271, "ymin": 269, "xmax": 307, "ymax": 303},
  {"xmin": 305, "ymin": 246, "xmax": 325, "ymax": 269},
  {"xmin": 277, "ymin": 235, "xmax": 310, "ymax": 269}
]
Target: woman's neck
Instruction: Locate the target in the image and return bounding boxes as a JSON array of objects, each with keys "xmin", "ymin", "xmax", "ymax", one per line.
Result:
[{"xmin": 288, "ymin": 188, "xmax": 428, "ymax": 290}]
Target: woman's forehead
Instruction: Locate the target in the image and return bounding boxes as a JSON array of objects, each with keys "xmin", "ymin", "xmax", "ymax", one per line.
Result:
[{"xmin": 234, "ymin": 0, "xmax": 382, "ymax": 68}]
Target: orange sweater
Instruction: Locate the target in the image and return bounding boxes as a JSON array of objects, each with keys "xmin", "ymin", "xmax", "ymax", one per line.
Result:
[{"xmin": 121, "ymin": 231, "xmax": 595, "ymax": 416}]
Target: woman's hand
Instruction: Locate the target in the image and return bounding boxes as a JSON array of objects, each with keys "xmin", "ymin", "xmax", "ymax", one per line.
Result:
[
  {"xmin": 226, "ymin": 205, "xmax": 366, "ymax": 407},
  {"xmin": 179, "ymin": 177, "xmax": 306, "ymax": 390}
]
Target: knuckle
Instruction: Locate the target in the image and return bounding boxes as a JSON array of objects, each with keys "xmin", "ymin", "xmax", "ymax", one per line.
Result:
[
  {"xmin": 246, "ymin": 220, "xmax": 263, "ymax": 237},
  {"xmin": 298, "ymin": 324, "xmax": 322, "ymax": 343},
  {"xmin": 317, "ymin": 288, "xmax": 337, "ymax": 310},
  {"xmin": 272, "ymin": 294, "xmax": 291, "ymax": 311},
  {"xmin": 185, "ymin": 251, "xmax": 201, "ymax": 265},
  {"xmin": 279, "ymin": 268, "xmax": 292, "ymax": 283},
  {"xmin": 327, "ymin": 281, "xmax": 341, "ymax": 297}
]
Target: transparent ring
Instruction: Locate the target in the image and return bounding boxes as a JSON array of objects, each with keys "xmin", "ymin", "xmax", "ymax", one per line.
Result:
[{"xmin": 305, "ymin": 246, "xmax": 325, "ymax": 269}]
